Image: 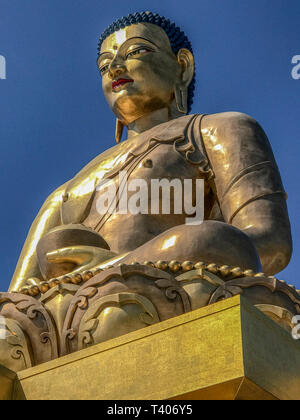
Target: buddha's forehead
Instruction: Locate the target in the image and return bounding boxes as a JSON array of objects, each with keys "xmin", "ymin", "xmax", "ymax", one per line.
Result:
[{"xmin": 100, "ymin": 22, "xmax": 173, "ymax": 54}]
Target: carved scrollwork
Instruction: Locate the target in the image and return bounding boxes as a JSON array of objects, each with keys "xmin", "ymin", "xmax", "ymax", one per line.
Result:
[
  {"xmin": 61, "ymin": 264, "xmax": 191, "ymax": 355},
  {"xmin": 254, "ymin": 304, "xmax": 294, "ymax": 332},
  {"xmin": 76, "ymin": 287, "xmax": 98, "ymax": 310},
  {"xmin": 77, "ymin": 292, "xmax": 160, "ymax": 350},
  {"xmin": 175, "ymin": 270, "xmax": 300, "ymax": 331},
  {"xmin": 0, "ymin": 292, "xmax": 58, "ymax": 367},
  {"xmin": 155, "ymin": 278, "xmax": 191, "ymax": 312},
  {"xmin": 39, "ymin": 283, "xmax": 81, "ymax": 346},
  {"xmin": 1, "ymin": 263, "xmax": 298, "ymax": 371},
  {"xmin": 209, "ymin": 283, "xmax": 243, "ymax": 303},
  {"xmin": 209, "ymin": 276, "xmax": 300, "ymax": 312},
  {"xmin": 0, "ymin": 318, "xmax": 33, "ymax": 372}
]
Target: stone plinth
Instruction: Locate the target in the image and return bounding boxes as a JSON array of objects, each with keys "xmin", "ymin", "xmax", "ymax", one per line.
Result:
[{"xmin": 1, "ymin": 295, "xmax": 300, "ymax": 400}]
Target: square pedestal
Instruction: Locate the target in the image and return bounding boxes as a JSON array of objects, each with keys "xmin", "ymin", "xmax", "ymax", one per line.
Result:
[{"xmin": 2, "ymin": 295, "xmax": 300, "ymax": 400}]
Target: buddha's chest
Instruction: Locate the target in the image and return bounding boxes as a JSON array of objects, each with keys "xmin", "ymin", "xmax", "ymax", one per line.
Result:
[
  {"xmin": 81, "ymin": 143, "xmax": 211, "ymax": 252},
  {"xmin": 61, "ymin": 115, "xmax": 211, "ymax": 228},
  {"xmin": 126, "ymin": 142, "xmax": 200, "ymax": 182}
]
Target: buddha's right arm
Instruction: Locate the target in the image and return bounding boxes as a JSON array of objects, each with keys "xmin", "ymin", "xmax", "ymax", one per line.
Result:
[{"xmin": 9, "ymin": 183, "xmax": 69, "ymax": 292}]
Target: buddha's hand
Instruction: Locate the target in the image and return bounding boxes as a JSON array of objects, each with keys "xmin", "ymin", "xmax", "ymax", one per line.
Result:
[{"xmin": 46, "ymin": 245, "xmax": 119, "ymax": 281}]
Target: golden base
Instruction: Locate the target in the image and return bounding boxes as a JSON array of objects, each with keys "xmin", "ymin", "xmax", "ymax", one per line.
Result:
[{"xmin": 2, "ymin": 295, "xmax": 300, "ymax": 400}]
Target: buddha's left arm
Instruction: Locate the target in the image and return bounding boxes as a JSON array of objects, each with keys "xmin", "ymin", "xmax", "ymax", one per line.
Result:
[{"xmin": 202, "ymin": 112, "xmax": 292, "ymax": 276}]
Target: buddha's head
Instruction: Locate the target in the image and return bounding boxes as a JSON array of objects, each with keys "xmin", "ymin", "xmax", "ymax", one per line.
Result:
[{"xmin": 97, "ymin": 12, "xmax": 195, "ymax": 131}]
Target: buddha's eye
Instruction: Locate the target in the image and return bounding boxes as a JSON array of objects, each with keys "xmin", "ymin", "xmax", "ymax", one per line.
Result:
[
  {"xmin": 99, "ymin": 64, "xmax": 110, "ymax": 75},
  {"xmin": 126, "ymin": 47, "xmax": 151, "ymax": 59}
]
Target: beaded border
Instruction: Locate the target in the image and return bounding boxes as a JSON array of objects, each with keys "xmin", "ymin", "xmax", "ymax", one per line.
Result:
[{"xmin": 18, "ymin": 260, "xmax": 300, "ymax": 298}]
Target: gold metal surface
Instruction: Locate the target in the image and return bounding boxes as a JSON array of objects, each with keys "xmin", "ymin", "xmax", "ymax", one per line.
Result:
[
  {"xmin": 6, "ymin": 296, "xmax": 299, "ymax": 400},
  {"xmin": 1, "ymin": 15, "xmax": 297, "ymax": 402},
  {"xmin": 9, "ymin": 21, "xmax": 292, "ymax": 309}
]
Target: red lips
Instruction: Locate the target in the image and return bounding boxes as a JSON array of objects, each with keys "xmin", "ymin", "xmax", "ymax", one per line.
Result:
[{"xmin": 112, "ymin": 78, "xmax": 134, "ymax": 90}]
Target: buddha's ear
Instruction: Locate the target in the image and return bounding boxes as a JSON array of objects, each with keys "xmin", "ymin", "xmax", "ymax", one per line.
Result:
[
  {"xmin": 177, "ymin": 48, "xmax": 195, "ymax": 88},
  {"xmin": 174, "ymin": 49, "xmax": 194, "ymax": 114}
]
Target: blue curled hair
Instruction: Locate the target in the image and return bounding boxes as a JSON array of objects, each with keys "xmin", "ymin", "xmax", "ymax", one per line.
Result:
[{"xmin": 98, "ymin": 11, "xmax": 195, "ymax": 113}]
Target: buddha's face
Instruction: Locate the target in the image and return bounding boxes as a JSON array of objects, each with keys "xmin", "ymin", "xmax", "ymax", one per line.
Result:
[{"xmin": 98, "ymin": 23, "xmax": 183, "ymax": 124}]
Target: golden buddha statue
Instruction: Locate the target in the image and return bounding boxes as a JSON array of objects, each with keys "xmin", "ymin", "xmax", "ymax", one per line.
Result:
[
  {"xmin": 9, "ymin": 12, "xmax": 292, "ymax": 294},
  {"xmin": 1, "ymin": 12, "xmax": 299, "ymax": 377}
]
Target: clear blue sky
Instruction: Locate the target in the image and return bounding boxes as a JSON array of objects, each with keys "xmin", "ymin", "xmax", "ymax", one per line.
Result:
[{"xmin": 0, "ymin": 0, "xmax": 299, "ymax": 291}]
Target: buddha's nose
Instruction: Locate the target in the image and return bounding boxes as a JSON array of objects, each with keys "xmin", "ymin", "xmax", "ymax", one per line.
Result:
[{"xmin": 108, "ymin": 61, "xmax": 126, "ymax": 79}]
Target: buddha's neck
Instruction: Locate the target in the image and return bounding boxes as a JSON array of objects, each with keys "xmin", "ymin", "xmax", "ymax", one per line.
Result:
[{"xmin": 127, "ymin": 107, "xmax": 181, "ymax": 139}]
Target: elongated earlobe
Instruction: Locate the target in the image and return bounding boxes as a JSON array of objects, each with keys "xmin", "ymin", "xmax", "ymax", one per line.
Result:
[
  {"xmin": 115, "ymin": 119, "xmax": 124, "ymax": 144},
  {"xmin": 175, "ymin": 85, "xmax": 188, "ymax": 114},
  {"xmin": 175, "ymin": 48, "xmax": 194, "ymax": 114}
]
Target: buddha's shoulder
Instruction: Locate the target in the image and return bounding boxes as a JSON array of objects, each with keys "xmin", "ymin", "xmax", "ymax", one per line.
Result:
[
  {"xmin": 40, "ymin": 181, "xmax": 70, "ymax": 209},
  {"xmin": 46, "ymin": 138, "xmax": 139, "ymax": 204},
  {"xmin": 200, "ymin": 111, "xmax": 266, "ymax": 150},
  {"xmin": 201, "ymin": 111, "xmax": 259, "ymax": 131},
  {"xmin": 198, "ymin": 110, "xmax": 276, "ymax": 178}
]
